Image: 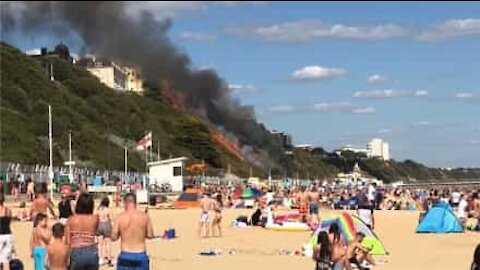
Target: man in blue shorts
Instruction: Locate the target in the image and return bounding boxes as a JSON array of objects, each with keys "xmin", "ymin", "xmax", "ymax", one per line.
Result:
[{"xmin": 112, "ymin": 193, "xmax": 154, "ymax": 270}]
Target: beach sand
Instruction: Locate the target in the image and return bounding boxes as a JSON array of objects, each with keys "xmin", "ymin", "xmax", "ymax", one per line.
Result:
[{"xmin": 9, "ymin": 206, "xmax": 477, "ymax": 270}]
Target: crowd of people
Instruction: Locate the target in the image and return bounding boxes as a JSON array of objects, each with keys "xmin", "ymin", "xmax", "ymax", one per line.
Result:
[
  {"xmin": 1, "ymin": 179, "xmax": 480, "ymax": 269},
  {"xmin": 198, "ymin": 181, "xmax": 480, "ymax": 269},
  {"xmin": 313, "ymin": 226, "xmax": 375, "ymax": 270},
  {"xmin": 194, "ymin": 180, "xmax": 480, "ymax": 229},
  {"xmin": 0, "ymin": 183, "xmax": 154, "ymax": 270}
]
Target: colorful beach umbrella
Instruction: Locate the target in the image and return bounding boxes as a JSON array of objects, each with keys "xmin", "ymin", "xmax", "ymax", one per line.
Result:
[
  {"xmin": 318, "ymin": 212, "xmax": 357, "ymax": 242},
  {"xmin": 241, "ymin": 187, "xmax": 254, "ymax": 199},
  {"xmin": 308, "ymin": 212, "xmax": 388, "ymax": 256}
]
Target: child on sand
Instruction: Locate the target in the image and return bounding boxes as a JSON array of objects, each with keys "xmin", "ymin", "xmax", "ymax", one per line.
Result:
[
  {"xmin": 47, "ymin": 223, "xmax": 69, "ymax": 270},
  {"xmin": 30, "ymin": 213, "xmax": 51, "ymax": 270},
  {"xmin": 16, "ymin": 201, "xmax": 29, "ymax": 222}
]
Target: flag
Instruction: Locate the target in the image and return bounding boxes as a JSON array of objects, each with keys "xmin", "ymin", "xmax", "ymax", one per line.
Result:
[{"xmin": 136, "ymin": 131, "xmax": 152, "ymax": 151}]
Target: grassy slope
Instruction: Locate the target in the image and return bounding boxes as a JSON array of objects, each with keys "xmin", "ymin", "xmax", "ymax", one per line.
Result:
[
  {"xmin": 0, "ymin": 43, "xmax": 255, "ymax": 176},
  {"xmin": 8, "ymin": 42, "xmax": 469, "ymax": 182}
]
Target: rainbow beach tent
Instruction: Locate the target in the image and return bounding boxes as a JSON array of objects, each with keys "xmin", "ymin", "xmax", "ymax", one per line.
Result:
[{"xmin": 308, "ymin": 212, "xmax": 388, "ymax": 256}]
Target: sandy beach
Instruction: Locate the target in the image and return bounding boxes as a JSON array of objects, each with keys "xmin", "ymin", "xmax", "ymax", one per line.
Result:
[{"xmin": 8, "ymin": 205, "xmax": 477, "ymax": 270}]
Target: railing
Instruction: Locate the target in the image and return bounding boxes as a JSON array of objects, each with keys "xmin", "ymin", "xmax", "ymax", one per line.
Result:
[{"xmin": 0, "ymin": 162, "xmax": 146, "ymax": 183}]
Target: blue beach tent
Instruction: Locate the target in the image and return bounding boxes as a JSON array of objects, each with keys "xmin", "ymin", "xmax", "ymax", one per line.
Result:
[{"xmin": 416, "ymin": 202, "xmax": 464, "ymax": 233}]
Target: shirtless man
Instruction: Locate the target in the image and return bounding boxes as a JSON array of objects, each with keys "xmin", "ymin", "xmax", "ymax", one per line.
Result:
[
  {"xmin": 198, "ymin": 193, "xmax": 212, "ymax": 237},
  {"xmin": 297, "ymin": 188, "xmax": 309, "ymax": 223},
  {"xmin": 30, "ymin": 213, "xmax": 51, "ymax": 270},
  {"xmin": 47, "ymin": 223, "xmax": 69, "ymax": 270},
  {"xmin": 308, "ymin": 187, "xmax": 320, "ymax": 223},
  {"xmin": 30, "ymin": 185, "xmax": 56, "ymax": 223},
  {"xmin": 112, "ymin": 193, "xmax": 154, "ymax": 270}
]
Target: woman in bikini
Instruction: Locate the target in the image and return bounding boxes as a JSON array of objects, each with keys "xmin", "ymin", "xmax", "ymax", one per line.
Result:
[
  {"xmin": 211, "ymin": 194, "xmax": 223, "ymax": 237},
  {"xmin": 65, "ymin": 193, "xmax": 99, "ymax": 270},
  {"xmin": 97, "ymin": 197, "xmax": 113, "ymax": 266},
  {"xmin": 313, "ymin": 231, "xmax": 333, "ymax": 270},
  {"xmin": 328, "ymin": 223, "xmax": 348, "ymax": 270}
]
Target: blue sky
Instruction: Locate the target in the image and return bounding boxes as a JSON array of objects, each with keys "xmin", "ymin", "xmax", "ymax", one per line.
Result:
[{"xmin": 6, "ymin": 1, "xmax": 480, "ymax": 167}]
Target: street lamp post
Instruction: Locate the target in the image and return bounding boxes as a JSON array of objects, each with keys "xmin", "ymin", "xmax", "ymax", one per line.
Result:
[{"xmin": 48, "ymin": 105, "xmax": 54, "ymax": 200}]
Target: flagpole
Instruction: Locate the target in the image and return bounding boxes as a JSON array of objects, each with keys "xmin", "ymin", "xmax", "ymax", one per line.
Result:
[
  {"xmin": 68, "ymin": 130, "xmax": 73, "ymax": 182},
  {"xmin": 145, "ymin": 146, "xmax": 148, "ymax": 173},
  {"xmin": 268, "ymin": 168, "xmax": 272, "ymax": 188},
  {"xmin": 149, "ymin": 143, "xmax": 152, "ymax": 164},
  {"xmin": 124, "ymin": 146, "xmax": 128, "ymax": 177},
  {"xmin": 48, "ymin": 105, "xmax": 54, "ymax": 201}
]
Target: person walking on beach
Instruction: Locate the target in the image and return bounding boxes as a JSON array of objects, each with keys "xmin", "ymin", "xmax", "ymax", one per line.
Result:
[
  {"xmin": 65, "ymin": 193, "xmax": 99, "ymax": 270},
  {"xmin": 97, "ymin": 197, "xmax": 113, "ymax": 266},
  {"xmin": 30, "ymin": 184, "xmax": 56, "ymax": 222},
  {"xmin": 27, "ymin": 180, "xmax": 35, "ymax": 202},
  {"xmin": 211, "ymin": 194, "xmax": 223, "ymax": 237},
  {"xmin": 357, "ymin": 196, "xmax": 375, "ymax": 230},
  {"xmin": 308, "ymin": 187, "xmax": 320, "ymax": 223},
  {"xmin": 46, "ymin": 223, "xmax": 69, "ymax": 270},
  {"xmin": 58, "ymin": 190, "xmax": 74, "ymax": 225},
  {"xmin": 198, "ymin": 193, "xmax": 212, "ymax": 237},
  {"xmin": 298, "ymin": 188, "xmax": 309, "ymax": 223},
  {"xmin": 111, "ymin": 193, "xmax": 154, "ymax": 270},
  {"xmin": 0, "ymin": 193, "xmax": 15, "ymax": 270}
]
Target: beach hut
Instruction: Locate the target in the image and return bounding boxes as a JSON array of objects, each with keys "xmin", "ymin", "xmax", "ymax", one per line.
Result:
[
  {"xmin": 416, "ymin": 202, "xmax": 464, "ymax": 233},
  {"xmin": 174, "ymin": 188, "xmax": 201, "ymax": 209},
  {"xmin": 308, "ymin": 212, "xmax": 388, "ymax": 256}
]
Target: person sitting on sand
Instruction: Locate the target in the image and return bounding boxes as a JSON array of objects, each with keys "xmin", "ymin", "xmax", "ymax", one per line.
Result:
[
  {"xmin": 111, "ymin": 193, "xmax": 154, "ymax": 270},
  {"xmin": 312, "ymin": 231, "xmax": 333, "ymax": 270},
  {"xmin": 16, "ymin": 201, "xmax": 29, "ymax": 222},
  {"xmin": 346, "ymin": 232, "xmax": 375, "ymax": 270},
  {"xmin": 30, "ymin": 213, "xmax": 51, "ymax": 270},
  {"xmin": 46, "ymin": 223, "xmax": 69, "ymax": 270},
  {"xmin": 250, "ymin": 206, "xmax": 262, "ymax": 226}
]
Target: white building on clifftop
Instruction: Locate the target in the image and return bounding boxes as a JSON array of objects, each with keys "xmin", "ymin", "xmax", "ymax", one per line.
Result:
[
  {"xmin": 77, "ymin": 57, "xmax": 144, "ymax": 94},
  {"xmin": 367, "ymin": 138, "xmax": 390, "ymax": 161}
]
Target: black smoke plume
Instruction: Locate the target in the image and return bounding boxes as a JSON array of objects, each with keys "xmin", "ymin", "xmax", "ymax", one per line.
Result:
[{"xmin": 1, "ymin": 1, "xmax": 287, "ymax": 172}]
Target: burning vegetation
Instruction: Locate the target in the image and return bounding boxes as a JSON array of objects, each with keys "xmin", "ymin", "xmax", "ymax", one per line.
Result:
[{"xmin": 1, "ymin": 1, "xmax": 288, "ymax": 173}]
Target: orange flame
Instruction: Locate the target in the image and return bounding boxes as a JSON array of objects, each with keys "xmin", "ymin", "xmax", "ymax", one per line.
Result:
[{"xmin": 213, "ymin": 132, "xmax": 244, "ymax": 160}]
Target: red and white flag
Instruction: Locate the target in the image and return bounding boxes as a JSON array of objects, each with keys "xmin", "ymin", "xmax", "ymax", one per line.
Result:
[{"xmin": 136, "ymin": 131, "xmax": 152, "ymax": 151}]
